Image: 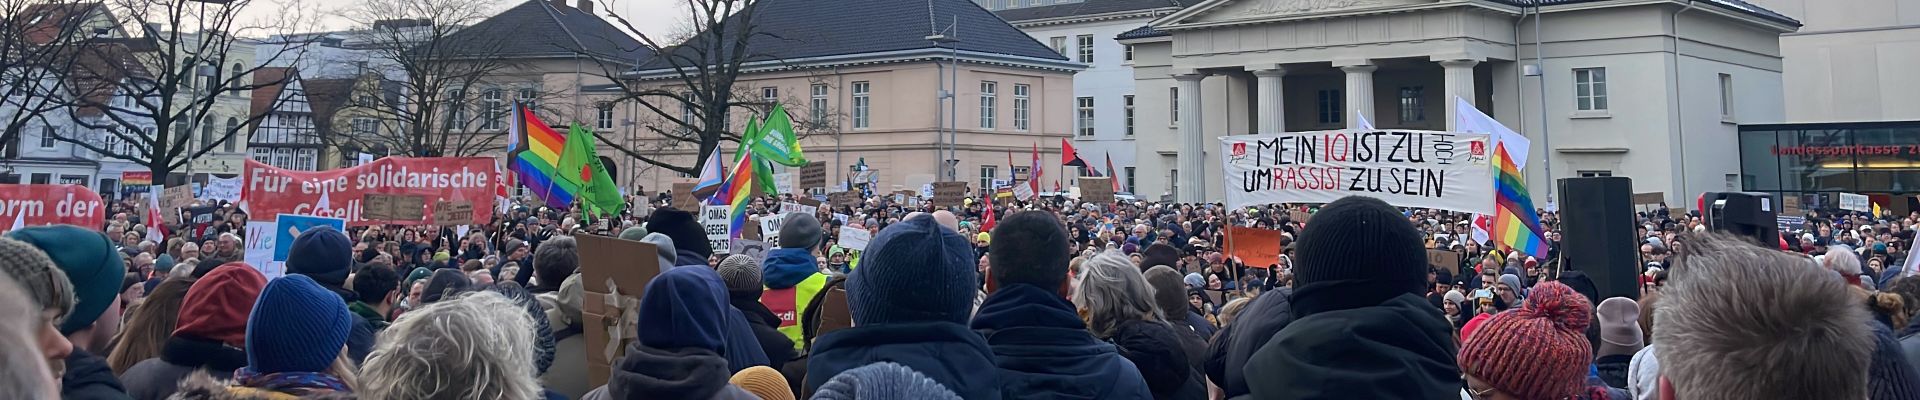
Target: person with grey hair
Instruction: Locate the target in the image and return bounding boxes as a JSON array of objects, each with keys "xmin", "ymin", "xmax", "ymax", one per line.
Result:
[
  {"xmin": 362, "ymin": 290, "xmax": 543, "ymax": 400},
  {"xmin": 1826, "ymin": 245, "xmax": 1872, "ymax": 289},
  {"xmin": 0, "ymin": 271, "xmax": 59, "ymax": 399},
  {"xmin": 1074, "ymin": 250, "xmax": 1204, "ymax": 399},
  {"xmin": 1658, "ymin": 232, "xmax": 1878, "ymax": 399}
]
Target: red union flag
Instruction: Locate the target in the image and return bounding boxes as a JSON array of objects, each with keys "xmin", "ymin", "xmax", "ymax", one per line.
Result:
[
  {"xmin": 243, "ymin": 157, "xmax": 497, "ymax": 226},
  {"xmin": 0, "ymin": 184, "xmax": 106, "ymax": 229}
]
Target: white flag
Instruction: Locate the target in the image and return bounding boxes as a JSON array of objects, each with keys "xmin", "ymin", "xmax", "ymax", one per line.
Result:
[
  {"xmin": 312, "ymin": 190, "xmax": 331, "ymax": 216},
  {"xmin": 357, "ymin": 153, "xmax": 374, "ymax": 165},
  {"xmin": 1453, "ymin": 96, "xmax": 1531, "ymax": 168},
  {"xmin": 1353, "ymin": 109, "xmax": 1375, "ymax": 130},
  {"xmin": 7, "ymin": 209, "xmax": 23, "ymax": 232},
  {"xmin": 1903, "ymin": 234, "xmax": 1920, "ymax": 278},
  {"xmin": 146, "ymin": 186, "xmax": 164, "ymax": 244}
]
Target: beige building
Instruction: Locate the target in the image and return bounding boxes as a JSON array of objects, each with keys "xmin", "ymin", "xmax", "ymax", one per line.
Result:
[
  {"xmin": 1121, "ymin": 0, "xmax": 1798, "ymax": 205},
  {"xmin": 1746, "ymin": 0, "xmax": 1920, "ymax": 123},
  {"xmin": 620, "ymin": 0, "xmax": 1082, "ymax": 195}
]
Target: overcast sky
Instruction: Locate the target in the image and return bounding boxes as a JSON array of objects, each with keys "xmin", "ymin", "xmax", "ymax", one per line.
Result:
[{"xmin": 236, "ymin": 0, "xmax": 683, "ymax": 42}]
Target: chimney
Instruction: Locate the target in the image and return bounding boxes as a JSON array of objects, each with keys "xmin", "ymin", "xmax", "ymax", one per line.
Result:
[
  {"xmin": 576, "ymin": 0, "xmax": 594, "ymax": 14},
  {"xmin": 549, "ymin": 0, "xmax": 569, "ymax": 10}
]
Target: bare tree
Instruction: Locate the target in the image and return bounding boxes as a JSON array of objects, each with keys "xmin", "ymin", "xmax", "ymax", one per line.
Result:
[
  {"xmin": 50, "ymin": 0, "xmax": 319, "ymax": 179},
  {"xmin": 0, "ymin": 0, "xmax": 90, "ymax": 155}
]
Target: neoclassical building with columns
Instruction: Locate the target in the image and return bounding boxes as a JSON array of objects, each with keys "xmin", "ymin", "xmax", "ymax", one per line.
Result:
[{"xmin": 1120, "ymin": 0, "xmax": 1799, "ymax": 205}]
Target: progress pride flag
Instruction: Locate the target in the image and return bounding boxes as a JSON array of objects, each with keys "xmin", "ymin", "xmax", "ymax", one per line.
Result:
[{"xmin": 243, "ymin": 157, "xmax": 496, "ymax": 226}]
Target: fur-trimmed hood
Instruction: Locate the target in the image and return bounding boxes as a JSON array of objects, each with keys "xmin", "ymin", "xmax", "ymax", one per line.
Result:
[{"xmin": 167, "ymin": 371, "xmax": 356, "ymax": 400}]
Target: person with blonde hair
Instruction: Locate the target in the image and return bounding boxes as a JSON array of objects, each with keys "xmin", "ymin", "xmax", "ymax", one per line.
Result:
[
  {"xmin": 361, "ymin": 290, "xmax": 542, "ymax": 400},
  {"xmin": 121, "ymin": 264, "xmax": 263, "ymax": 400},
  {"xmin": 105, "ymin": 277, "xmax": 194, "ymax": 375}
]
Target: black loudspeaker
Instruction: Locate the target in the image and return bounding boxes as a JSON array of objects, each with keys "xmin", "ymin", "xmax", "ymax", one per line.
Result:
[
  {"xmin": 1701, "ymin": 192, "xmax": 1778, "ymax": 247},
  {"xmin": 1557, "ymin": 177, "xmax": 1640, "ymax": 301}
]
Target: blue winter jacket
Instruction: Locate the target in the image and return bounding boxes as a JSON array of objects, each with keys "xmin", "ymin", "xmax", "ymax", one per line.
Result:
[{"xmin": 971, "ymin": 283, "xmax": 1154, "ymax": 400}]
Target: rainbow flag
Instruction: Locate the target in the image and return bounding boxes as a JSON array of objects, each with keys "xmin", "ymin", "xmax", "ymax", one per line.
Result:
[
  {"xmin": 509, "ymin": 103, "xmax": 573, "ymax": 209},
  {"xmin": 1490, "ymin": 143, "xmax": 1550, "ymax": 258},
  {"xmin": 710, "ymin": 149, "xmax": 758, "ymax": 239}
]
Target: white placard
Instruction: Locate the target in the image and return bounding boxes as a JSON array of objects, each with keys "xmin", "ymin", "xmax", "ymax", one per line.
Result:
[
  {"xmin": 243, "ymin": 221, "xmax": 278, "ymax": 278},
  {"xmin": 1011, "ymin": 183, "xmax": 1035, "ymax": 201},
  {"xmin": 702, "ymin": 205, "xmax": 732, "ymax": 255},
  {"xmin": 774, "ymin": 172, "xmax": 796, "ymax": 196},
  {"xmin": 201, "ymin": 176, "xmax": 242, "ymax": 203},
  {"xmin": 1220, "ymin": 130, "xmax": 1494, "ymax": 215},
  {"xmin": 760, "ymin": 213, "xmax": 787, "ymax": 245},
  {"xmin": 839, "ymin": 225, "xmax": 872, "ymax": 252},
  {"xmin": 1840, "ymin": 193, "xmax": 1870, "ymax": 212},
  {"xmin": 779, "ymin": 202, "xmax": 817, "ymax": 217},
  {"xmin": 832, "ymin": 213, "xmax": 850, "ymax": 225}
]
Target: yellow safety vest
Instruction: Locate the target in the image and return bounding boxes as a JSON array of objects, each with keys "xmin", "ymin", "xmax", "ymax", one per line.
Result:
[{"xmin": 761, "ymin": 272, "xmax": 829, "ymax": 352}]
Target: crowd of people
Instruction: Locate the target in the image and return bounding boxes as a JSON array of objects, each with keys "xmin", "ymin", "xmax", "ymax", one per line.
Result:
[{"xmin": 2, "ymin": 188, "xmax": 1918, "ymax": 399}]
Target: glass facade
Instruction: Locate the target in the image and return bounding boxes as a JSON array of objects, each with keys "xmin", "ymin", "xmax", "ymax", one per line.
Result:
[{"xmin": 1739, "ymin": 121, "xmax": 1920, "ymax": 206}]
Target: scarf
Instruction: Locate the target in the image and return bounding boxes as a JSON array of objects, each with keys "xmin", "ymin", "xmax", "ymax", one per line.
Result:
[{"xmin": 234, "ymin": 367, "xmax": 351, "ymax": 396}]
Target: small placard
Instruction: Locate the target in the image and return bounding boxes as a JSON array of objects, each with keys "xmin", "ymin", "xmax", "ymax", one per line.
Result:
[
  {"xmin": 431, "ymin": 200, "xmax": 474, "ymax": 226},
  {"xmin": 932, "ymin": 182, "xmax": 969, "ymax": 207}
]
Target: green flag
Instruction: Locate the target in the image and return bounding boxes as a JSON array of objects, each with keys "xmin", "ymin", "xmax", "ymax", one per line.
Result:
[
  {"xmin": 556, "ymin": 124, "xmax": 624, "ymax": 217},
  {"xmin": 751, "ymin": 104, "xmax": 807, "ymax": 167},
  {"xmin": 732, "ymin": 117, "xmax": 779, "ymax": 196}
]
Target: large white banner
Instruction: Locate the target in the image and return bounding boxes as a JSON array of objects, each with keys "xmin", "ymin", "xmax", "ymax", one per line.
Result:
[{"xmin": 1220, "ymin": 130, "xmax": 1494, "ymax": 214}]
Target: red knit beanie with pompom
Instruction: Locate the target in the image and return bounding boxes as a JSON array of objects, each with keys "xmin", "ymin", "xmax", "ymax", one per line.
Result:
[{"xmin": 1457, "ymin": 281, "xmax": 1594, "ymax": 399}]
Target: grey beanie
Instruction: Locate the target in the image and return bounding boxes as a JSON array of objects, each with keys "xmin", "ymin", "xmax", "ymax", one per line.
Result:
[
  {"xmin": 813, "ymin": 362, "xmax": 962, "ymax": 400},
  {"xmin": 780, "ymin": 213, "xmax": 824, "ymax": 250},
  {"xmin": 717, "ymin": 255, "xmax": 763, "ymax": 293},
  {"xmin": 618, "ymin": 226, "xmax": 650, "ymax": 242},
  {"xmin": 639, "ymin": 233, "xmax": 677, "ymax": 271},
  {"xmin": 0, "ymin": 237, "xmax": 73, "ymax": 320}
]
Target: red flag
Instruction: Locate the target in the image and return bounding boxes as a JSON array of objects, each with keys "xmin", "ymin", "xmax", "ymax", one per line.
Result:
[
  {"xmin": 1061, "ymin": 139, "xmax": 1087, "ymax": 167},
  {"xmin": 1030, "ymin": 143, "xmax": 1044, "ymax": 193},
  {"xmin": 982, "ymin": 198, "xmax": 997, "ymax": 231},
  {"xmin": 1105, "ymin": 152, "xmax": 1121, "ymax": 192}
]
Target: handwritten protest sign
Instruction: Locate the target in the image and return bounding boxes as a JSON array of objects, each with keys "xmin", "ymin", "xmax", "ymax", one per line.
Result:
[
  {"xmin": 838, "ymin": 225, "xmax": 872, "ymax": 252},
  {"xmin": 801, "ymin": 162, "xmax": 827, "ymax": 190},
  {"xmin": 780, "ymin": 202, "xmax": 817, "ymax": 218},
  {"xmin": 1080, "ymin": 177, "xmax": 1114, "ymax": 204},
  {"xmin": 932, "ymin": 182, "xmax": 969, "ymax": 207},
  {"xmin": 243, "ymin": 158, "xmax": 495, "ymax": 226},
  {"xmin": 431, "ymin": 200, "xmax": 474, "ymax": 226},
  {"xmin": 1841, "ymin": 193, "xmax": 1870, "ymax": 212},
  {"xmin": 1225, "ymin": 226, "xmax": 1282, "ymax": 268},
  {"xmin": 829, "ymin": 192, "xmax": 860, "ymax": 208},
  {"xmin": 201, "ymin": 176, "xmax": 243, "ymax": 202},
  {"xmin": 0, "ymin": 184, "xmax": 106, "ymax": 229},
  {"xmin": 1220, "ymin": 130, "xmax": 1493, "ymax": 214}
]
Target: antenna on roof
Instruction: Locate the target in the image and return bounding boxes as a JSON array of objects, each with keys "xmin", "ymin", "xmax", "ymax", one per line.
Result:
[{"xmin": 926, "ymin": 0, "xmax": 957, "ymax": 42}]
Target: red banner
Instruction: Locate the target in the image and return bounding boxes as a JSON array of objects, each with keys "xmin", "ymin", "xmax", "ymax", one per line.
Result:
[
  {"xmin": 243, "ymin": 157, "xmax": 497, "ymax": 226},
  {"xmin": 0, "ymin": 184, "xmax": 107, "ymax": 229}
]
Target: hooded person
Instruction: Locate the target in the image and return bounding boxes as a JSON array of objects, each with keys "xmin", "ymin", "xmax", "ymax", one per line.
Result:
[
  {"xmin": 1243, "ymin": 196, "xmax": 1460, "ymax": 399},
  {"xmin": 812, "ymin": 362, "xmax": 963, "ymax": 400},
  {"xmin": 650, "ymin": 208, "xmax": 716, "ymax": 267},
  {"xmin": 761, "ymin": 213, "xmax": 830, "ymax": 355},
  {"xmin": 10, "ymin": 225, "xmax": 131, "ymax": 400},
  {"xmin": 172, "ymin": 275, "xmax": 356, "ymax": 399},
  {"xmin": 970, "ymin": 211, "xmax": 1152, "ymax": 400},
  {"xmin": 1142, "ymin": 265, "xmax": 1209, "ymax": 371},
  {"xmin": 1458, "ymin": 282, "xmax": 1616, "ymax": 400},
  {"xmin": 581, "ymin": 266, "xmax": 763, "ymax": 400},
  {"xmin": 719, "ymin": 254, "xmax": 797, "ymax": 370},
  {"xmin": 120, "ymin": 263, "xmax": 266, "ymax": 400},
  {"xmin": 805, "ymin": 214, "xmax": 1001, "ymax": 399},
  {"xmin": 282, "ymin": 226, "xmax": 376, "ymax": 364},
  {"xmin": 1594, "ymin": 297, "xmax": 1644, "ymax": 390}
]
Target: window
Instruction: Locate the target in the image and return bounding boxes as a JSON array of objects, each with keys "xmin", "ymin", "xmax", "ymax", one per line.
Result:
[
  {"xmin": 1169, "ymin": 87, "xmax": 1179, "ymax": 123},
  {"xmin": 1124, "ymin": 45, "xmax": 1134, "ymax": 62},
  {"xmin": 979, "ymin": 81, "xmax": 997, "ymax": 129},
  {"xmin": 200, "ymin": 121, "xmax": 214, "ymax": 151},
  {"xmin": 762, "ymin": 87, "xmax": 778, "ymax": 104},
  {"xmin": 851, "ymin": 81, "xmax": 871, "ymax": 129},
  {"xmin": 1574, "ymin": 67, "xmax": 1607, "ymax": 111},
  {"xmin": 446, "ymin": 89, "xmax": 466, "ymax": 129},
  {"xmin": 679, "ymin": 96, "xmax": 697, "ymax": 134},
  {"xmin": 1397, "ymin": 86, "xmax": 1425, "ymax": 123},
  {"xmin": 29, "ymin": 173, "xmax": 50, "ymax": 184},
  {"xmin": 1050, "ymin": 37, "xmax": 1066, "ymax": 56},
  {"xmin": 482, "ymin": 89, "xmax": 504, "ymax": 130},
  {"xmin": 274, "ymin": 148, "xmax": 294, "ymax": 169},
  {"xmin": 810, "ymin": 84, "xmax": 829, "ymax": 125},
  {"xmin": 38, "ymin": 124, "xmax": 54, "ymax": 148},
  {"xmin": 1076, "ymin": 35, "xmax": 1093, "ymax": 63},
  {"xmin": 1076, "ymin": 97, "xmax": 1094, "ymax": 137},
  {"xmin": 1124, "ymin": 166, "xmax": 1135, "ymax": 193},
  {"xmin": 352, "ymin": 118, "xmax": 378, "ymax": 136},
  {"xmin": 224, "ymin": 118, "xmax": 239, "ymax": 152},
  {"xmin": 596, "ymin": 102, "xmax": 615, "ymax": 130},
  {"xmin": 1718, "ymin": 73, "xmax": 1734, "ymax": 120},
  {"xmin": 230, "ymin": 63, "xmax": 243, "ymax": 89},
  {"xmin": 1123, "ymin": 95, "xmax": 1135, "ymax": 136},
  {"xmin": 1168, "ymin": 168, "xmax": 1178, "ymax": 195},
  {"xmin": 979, "ymin": 165, "xmax": 998, "ymax": 192},
  {"xmin": 1317, "ymin": 89, "xmax": 1343, "ymax": 125},
  {"xmin": 517, "ymin": 88, "xmax": 536, "ymax": 109},
  {"xmin": 1012, "ymin": 84, "xmax": 1030, "ymax": 131},
  {"xmin": 1578, "ymin": 170, "xmax": 1613, "ymax": 177}
]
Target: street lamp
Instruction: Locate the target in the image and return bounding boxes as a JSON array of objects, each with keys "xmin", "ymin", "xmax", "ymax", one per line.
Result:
[{"xmin": 929, "ymin": 25, "xmax": 958, "ymax": 183}]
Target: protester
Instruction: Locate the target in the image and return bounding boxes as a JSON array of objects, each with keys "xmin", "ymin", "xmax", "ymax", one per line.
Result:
[
  {"xmin": 532, "ymin": 236, "xmax": 577, "ymax": 294},
  {"xmin": 1594, "ymin": 297, "xmax": 1643, "ymax": 390},
  {"xmin": 1658, "ymin": 232, "xmax": 1875, "ymax": 398},
  {"xmin": 971, "ymin": 211, "xmax": 1152, "ymax": 399},
  {"xmin": 1242, "ymin": 196, "xmax": 1460, "ymax": 398},
  {"xmin": 362, "ymin": 291, "xmax": 543, "ymax": 400},
  {"xmin": 11, "ymin": 225, "xmax": 132, "ymax": 400},
  {"xmin": 105, "ymin": 276, "xmax": 192, "ymax": 375},
  {"xmin": 0, "ymin": 239, "xmax": 70, "ymax": 398},
  {"xmin": 173, "ymin": 275, "xmax": 356, "ymax": 399},
  {"xmin": 1142, "ymin": 265, "xmax": 1209, "ymax": 370},
  {"xmin": 719, "ymin": 254, "xmax": 797, "ymax": 370},
  {"xmin": 537, "ymin": 273, "xmax": 590, "ymax": 400},
  {"xmin": 582, "ymin": 265, "xmax": 762, "ymax": 400},
  {"xmin": 283, "ymin": 226, "xmax": 376, "ymax": 364},
  {"xmin": 1457, "ymin": 281, "xmax": 1616, "ymax": 399},
  {"xmin": 1204, "ymin": 285, "xmax": 1294, "ymax": 398},
  {"xmin": 349, "ymin": 262, "xmax": 401, "ymax": 333},
  {"xmin": 806, "ymin": 214, "xmax": 997, "ymax": 398},
  {"xmin": 729, "ymin": 365, "xmax": 796, "ymax": 400},
  {"xmin": 0, "ymin": 272, "xmax": 61, "ymax": 399},
  {"xmin": 120, "ymin": 265, "xmax": 263, "ymax": 400},
  {"xmin": 762, "ymin": 214, "xmax": 831, "ymax": 356},
  {"xmin": 812, "ymin": 362, "xmax": 961, "ymax": 400},
  {"xmin": 649, "ymin": 208, "xmax": 715, "ymax": 266},
  {"xmin": 421, "ymin": 268, "xmax": 474, "ymax": 305},
  {"xmin": 1074, "ymin": 250, "xmax": 1203, "ymax": 400},
  {"xmin": 489, "ymin": 283, "xmax": 562, "ymax": 400}
]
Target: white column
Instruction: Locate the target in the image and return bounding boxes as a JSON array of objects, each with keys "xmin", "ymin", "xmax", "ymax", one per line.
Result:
[
  {"xmin": 1339, "ymin": 63, "xmax": 1376, "ymax": 130},
  {"xmin": 1440, "ymin": 59, "xmax": 1480, "ymax": 131},
  {"xmin": 1174, "ymin": 72, "xmax": 1206, "ymax": 203},
  {"xmin": 1248, "ymin": 65, "xmax": 1287, "ymax": 134}
]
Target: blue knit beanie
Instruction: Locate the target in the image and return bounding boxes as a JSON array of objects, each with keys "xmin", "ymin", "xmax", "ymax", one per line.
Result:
[
  {"xmin": 813, "ymin": 362, "xmax": 962, "ymax": 400},
  {"xmin": 246, "ymin": 274, "xmax": 352, "ymax": 373},
  {"xmin": 286, "ymin": 226, "xmax": 352, "ymax": 290},
  {"xmin": 846, "ymin": 214, "xmax": 977, "ymax": 325},
  {"xmin": 9, "ymin": 225, "xmax": 125, "ymax": 335}
]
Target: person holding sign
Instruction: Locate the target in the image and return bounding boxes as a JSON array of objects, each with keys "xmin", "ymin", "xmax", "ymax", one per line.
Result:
[{"xmin": 761, "ymin": 214, "xmax": 830, "ymax": 354}]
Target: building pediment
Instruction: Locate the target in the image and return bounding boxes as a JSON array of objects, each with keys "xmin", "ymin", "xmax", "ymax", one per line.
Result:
[{"xmin": 1156, "ymin": 0, "xmax": 1443, "ymax": 29}]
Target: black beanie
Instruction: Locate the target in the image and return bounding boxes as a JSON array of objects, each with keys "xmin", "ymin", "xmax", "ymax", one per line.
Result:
[
  {"xmin": 1140, "ymin": 243, "xmax": 1182, "ymax": 272},
  {"xmin": 1292, "ymin": 196, "xmax": 1427, "ymax": 299},
  {"xmin": 648, "ymin": 208, "xmax": 712, "ymax": 260}
]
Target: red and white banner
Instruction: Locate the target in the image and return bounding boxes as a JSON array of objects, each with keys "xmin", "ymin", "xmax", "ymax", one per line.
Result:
[
  {"xmin": 243, "ymin": 157, "xmax": 497, "ymax": 226},
  {"xmin": 0, "ymin": 184, "xmax": 106, "ymax": 229}
]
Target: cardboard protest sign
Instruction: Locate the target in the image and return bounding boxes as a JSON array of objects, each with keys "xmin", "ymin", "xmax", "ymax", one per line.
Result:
[
  {"xmin": 672, "ymin": 182, "xmax": 701, "ymax": 211},
  {"xmin": 576, "ymin": 234, "xmax": 660, "ymax": 388},
  {"xmin": 1288, "ymin": 210, "xmax": 1311, "ymax": 224},
  {"xmin": 1225, "ymin": 226, "xmax": 1283, "ymax": 268},
  {"xmin": 431, "ymin": 200, "xmax": 474, "ymax": 226},
  {"xmin": 0, "ymin": 184, "xmax": 106, "ymax": 229},
  {"xmin": 1427, "ymin": 249, "xmax": 1460, "ymax": 275},
  {"xmin": 243, "ymin": 158, "xmax": 496, "ymax": 226},
  {"xmin": 1080, "ymin": 177, "xmax": 1114, "ymax": 204},
  {"xmin": 932, "ymin": 182, "xmax": 969, "ymax": 207},
  {"xmin": 838, "ymin": 225, "xmax": 872, "ymax": 252},
  {"xmin": 1220, "ymin": 130, "xmax": 1494, "ymax": 214},
  {"xmin": 159, "ymin": 185, "xmax": 194, "ymax": 224},
  {"xmin": 815, "ymin": 288, "xmax": 852, "ymax": 336},
  {"xmin": 361, "ymin": 194, "xmax": 425, "ymax": 221},
  {"xmin": 1782, "ymin": 196, "xmax": 1802, "ymax": 216},
  {"xmin": 801, "ymin": 161, "xmax": 827, "ymax": 189},
  {"xmin": 829, "ymin": 192, "xmax": 860, "ymax": 208},
  {"xmin": 1632, "ymin": 192, "xmax": 1665, "ymax": 206},
  {"xmin": 729, "ymin": 239, "xmax": 771, "ymax": 265},
  {"xmin": 795, "ymin": 196, "xmax": 822, "ymax": 207}
]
